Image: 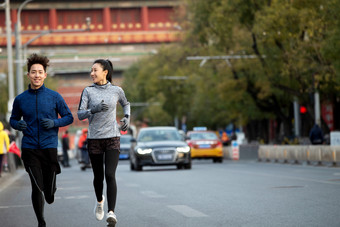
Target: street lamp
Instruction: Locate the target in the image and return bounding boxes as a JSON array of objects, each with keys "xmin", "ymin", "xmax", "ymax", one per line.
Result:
[
  {"xmin": 22, "ymin": 18, "xmax": 91, "ymax": 62},
  {"xmin": 2, "ymin": 0, "xmax": 14, "ymax": 101},
  {"xmin": 15, "ymin": 0, "xmax": 33, "ymax": 96},
  {"xmin": 1, "ymin": 0, "xmax": 17, "ymax": 173}
]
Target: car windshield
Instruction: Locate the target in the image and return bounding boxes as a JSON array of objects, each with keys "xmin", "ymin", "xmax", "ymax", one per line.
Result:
[
  {"xmin": 138, "ymin": 129, "xmax": 182, "ymax": 142},
  {"xmin": 189, "ymin": 132, "xmax": 218, "ymax": 140},
  {"xmin": 120, "ymin": 136, "xmax": 132, "ymax": 144}
]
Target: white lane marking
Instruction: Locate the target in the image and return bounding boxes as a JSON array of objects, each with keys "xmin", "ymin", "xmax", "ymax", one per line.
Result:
[
  {"xmin": 55, "ymin": 195, "xmax": 90, "ymax": 200},
  {"xmin": 58, "ymin": 187, "xmax": 83, "ymax": 190},
  {"xmin": 168, "ymin": 205, "xmax": 208, "ymax": 217},
  {"xmin": 140, "ymin": 190, "xmax": 165, "ymax": 198},
  {"xmin": 228, "ymin": 170, "xmax": 340, "ymax": 185},
  {"xmin": 0, "ymin": 205, "xmax": 31, "ymax": 209},
  {"xmin": 65, "ymin": 196, "xmax": 76, "ymax": 199},
  {"xmin": 125, "ymin": 183, "xmax": 140, "ymax": 187}
]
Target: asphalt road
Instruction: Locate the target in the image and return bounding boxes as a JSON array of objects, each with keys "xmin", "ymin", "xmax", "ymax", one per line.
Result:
[{"xmin": 1, "ymin": 159, "xmax": 340, "ymax": 227}]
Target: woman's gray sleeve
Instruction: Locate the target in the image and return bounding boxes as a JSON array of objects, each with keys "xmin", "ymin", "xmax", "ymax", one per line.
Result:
[
  {"xmin": 77, "ymin": 88, "xmax": 92, "ymax": 120},
  {"xmin": 118, "ymin": 87, "xmax": 131, "ymax": 116}
]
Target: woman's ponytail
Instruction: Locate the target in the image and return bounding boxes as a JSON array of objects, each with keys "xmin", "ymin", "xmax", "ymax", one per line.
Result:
[{"xmin": 93, "ymin": 59, "xmax": 113, "ymax": 83}]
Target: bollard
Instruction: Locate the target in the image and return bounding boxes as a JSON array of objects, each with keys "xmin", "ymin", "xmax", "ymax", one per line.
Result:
[
  {"xmin": 274, "ymin": 149, "xmax": 279, "ymax": 163},
  {"xmin": 266, "ymin": 150, "xmax": 270, "ymax": 162},
  {"xmin": 283, "ymin": 149, "xmax": 288, "ymax": 163},
  {"xmin": 332, "ymin": 150, "xmax": 337, "ymax": 167},
  {"xmin": 317, "ymin": 148, "xmax": 322, "ymax": 166},
  {"xmin": 306, "ymin": 150, "xmax": 310, "ymax": 165},
  {"xmin": 293, "ymin": 149, "xmax": 299, "ymax": 164}
]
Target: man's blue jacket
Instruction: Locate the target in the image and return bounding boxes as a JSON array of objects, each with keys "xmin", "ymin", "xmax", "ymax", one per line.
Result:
[{"xmin": 10, "ymin": 84, "xmax": 74, "ymax": 149}]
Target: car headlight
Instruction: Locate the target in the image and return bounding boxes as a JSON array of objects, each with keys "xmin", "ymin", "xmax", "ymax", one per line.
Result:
[
  {"xmin": 137, "ymin": 148, "xmax": 152, "ymax": 155},
  {"xmin": 176, "ymin": 146, "xmax": 190, "ymax": 153}
]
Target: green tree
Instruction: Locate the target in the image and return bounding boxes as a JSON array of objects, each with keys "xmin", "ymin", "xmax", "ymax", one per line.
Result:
[{"xmin": 123, "ymin": 0, "xmax": 340, "ymax": 142}]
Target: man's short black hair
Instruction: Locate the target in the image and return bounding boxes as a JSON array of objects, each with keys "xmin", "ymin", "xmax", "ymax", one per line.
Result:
[{"xmin": 27, "ymin": 53, "xmax": 50, "ymax": 72}]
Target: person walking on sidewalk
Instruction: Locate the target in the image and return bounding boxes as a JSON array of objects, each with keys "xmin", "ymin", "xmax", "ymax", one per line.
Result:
[
  {"xmin": 77, "ymin": 59, "xmax": 130, "ymax": 226},
  {"xmin": 10, "ymin": 53, "xmax": 74, "ymax": 227},
  {"xmin": 78, "ymin": 128, "xmax": 91, "ymax": 170},
  {"xmin": 0, "ymin": 121, "xmax": 10, "ymax": 177},
  {"xmin": 61, "ymin": 130, "xmax": 71, "ymax": 167}
]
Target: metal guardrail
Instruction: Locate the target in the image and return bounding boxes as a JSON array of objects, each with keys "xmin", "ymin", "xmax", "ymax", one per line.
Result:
[{"xmin": 258, "ymin": 145, "xmax": 340, "ymax": 165}]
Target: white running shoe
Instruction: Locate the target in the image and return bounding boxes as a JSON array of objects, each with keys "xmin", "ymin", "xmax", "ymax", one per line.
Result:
[
  {"xmin": 94, "ymin": 195, "xmax": 105, "ymax": 221},
  {"xmin": 106, "ymin": 211, "xmax": 117, "ymax": 226}
]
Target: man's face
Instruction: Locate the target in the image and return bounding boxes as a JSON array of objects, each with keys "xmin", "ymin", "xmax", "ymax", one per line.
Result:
[{"xmin": 27, "ymin": 64, "xmax": 47, "ymax": 89}]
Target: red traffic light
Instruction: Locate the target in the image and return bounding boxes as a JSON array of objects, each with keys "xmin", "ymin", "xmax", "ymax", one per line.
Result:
[{"xmin": 300, "ymin": 106, "xmax": 307, "ymax": 114}]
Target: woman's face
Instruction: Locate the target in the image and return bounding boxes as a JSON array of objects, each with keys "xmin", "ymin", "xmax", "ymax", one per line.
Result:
[{"xmin": 91, "ymin": 63, "xmax": 107, "ymax": 85}]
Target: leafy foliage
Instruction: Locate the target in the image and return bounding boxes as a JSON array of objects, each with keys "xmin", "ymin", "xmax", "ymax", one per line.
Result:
[{"xmin": 123, "ymin": 0, "xmax": 340, "ymax": 141}]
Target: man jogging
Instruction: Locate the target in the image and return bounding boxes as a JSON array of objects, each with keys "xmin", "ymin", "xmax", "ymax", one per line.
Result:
[{"xmin": 10, "ymin": 53, "xmax": 74, "ymax": 227}]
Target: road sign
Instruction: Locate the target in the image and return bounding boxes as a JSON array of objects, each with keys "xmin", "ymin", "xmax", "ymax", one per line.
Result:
[{"xmin": 231, "ymin": 140, "xmax": 239, "ymax": 160}]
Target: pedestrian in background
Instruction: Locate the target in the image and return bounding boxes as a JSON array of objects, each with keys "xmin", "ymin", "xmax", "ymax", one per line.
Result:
[
  {"xmin": 10, "ymin": 53, "xmax": 74, "ymax": 227},
  {"xmin": 62, "ymin": 130, "xmax": 71, "ymax": 167},
  {"xmin": 309, "ymin": 123, "xmax": 324, "ymax": 145},
  {"xmin": 0, "ymin": 121, "xmax": 10, "ymax": 177},
  {"xmin": 77, "ymin": 59, "xmax": 130, "ymax": 226},
  {"xmin": 78, "ymin": 128, "xmax": 90, "ymax": 170}
]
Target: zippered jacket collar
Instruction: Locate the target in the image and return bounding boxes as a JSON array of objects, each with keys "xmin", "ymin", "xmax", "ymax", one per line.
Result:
[{"xmin": 28, "ymin": 84, "xmax": 46, "ymax": 93}]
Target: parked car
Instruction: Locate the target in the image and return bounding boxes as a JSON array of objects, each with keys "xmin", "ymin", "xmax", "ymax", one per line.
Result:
[
  {"xmin": 129, "ymin": 126, "xmax": 191, "ymax": 171},
  {"xmin": 120, "ymin": 134, "xmax": 133, "ymax": 160},
  {"xmin": 57, "ymin": 139, "xmax": 63, "ymax": 163},
  {"xmin": 186, "ymin": 128, "xmax": 223, "ymax": 163}
]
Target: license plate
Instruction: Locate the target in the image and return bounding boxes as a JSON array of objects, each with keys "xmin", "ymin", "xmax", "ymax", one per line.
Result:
[
  {"xmin": 119, "ymin": 154, "xmax": 129, "ymax": 159},
  {"xmin": 157, "ymin": 154, "xmax": 172, "ymax": 160},
  {"xmin": 199, "ymin": 144, "xmax": 211, "ymax": 148}
]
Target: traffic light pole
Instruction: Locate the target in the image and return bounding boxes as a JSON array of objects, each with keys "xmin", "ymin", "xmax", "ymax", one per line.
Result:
[
  {"xmin": 314, "ymin": 91, "xmax": 321, "ymax": 125},
  {"xmin": 293, "ymin": 98, "xmax": 300, "ymax": 137}
]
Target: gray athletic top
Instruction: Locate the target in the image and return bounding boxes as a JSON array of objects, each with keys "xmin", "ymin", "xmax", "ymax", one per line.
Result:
[{"xmin": 77, "ymin": 82, "xmax": 130, "ymax": 139}]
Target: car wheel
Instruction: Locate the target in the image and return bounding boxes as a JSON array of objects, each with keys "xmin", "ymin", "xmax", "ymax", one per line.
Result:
[
  {"xmin": 213, "ymin": 158, "xmax": 223, "ymax": 163},
  {"xmin": 177, "ymin": 164, "xmax": 183, "ymax": 169},
  {"xmin": 184, "ymin": 162, "xmax": 191, "ymax": 169},
  {"xmin": 134, "ymin": 162, "xmax": 143, "ymax": 171},
  {"xmin": 130, "ymin": 161, "xmax": 135, "ymax": 171}
]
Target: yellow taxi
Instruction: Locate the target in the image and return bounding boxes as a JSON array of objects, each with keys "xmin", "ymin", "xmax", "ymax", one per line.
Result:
[{"xmin": 186, "ymin": 127, "xmax": 223, "ymax": 163}]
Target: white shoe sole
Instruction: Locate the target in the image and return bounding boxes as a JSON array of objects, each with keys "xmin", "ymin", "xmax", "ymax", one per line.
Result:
[{"xmin": 106, "ymin": 216, "xmax": 117, "ymax": 226}]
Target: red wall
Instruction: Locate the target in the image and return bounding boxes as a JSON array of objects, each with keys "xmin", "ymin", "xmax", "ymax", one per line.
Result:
[{"xmin": 0, "ymin": 6, "xmax": 180, "ymax": 46}]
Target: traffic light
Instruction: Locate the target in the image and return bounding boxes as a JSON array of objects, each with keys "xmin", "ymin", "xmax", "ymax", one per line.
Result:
[{"xmin": 300, "ymin": 106, "xmax": 307, "ymax": 114}]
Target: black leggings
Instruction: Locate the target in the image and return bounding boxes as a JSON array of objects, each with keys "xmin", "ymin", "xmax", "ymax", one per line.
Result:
[
  {"xmin": 27, "ymin": 166, "xmax": 56, "ymax": 226},
  {"xmin": 89, "ymin": 149, "xmax": 119, "ymax": 212}
]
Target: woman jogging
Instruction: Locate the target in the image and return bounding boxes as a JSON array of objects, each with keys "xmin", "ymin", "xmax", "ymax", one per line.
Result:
[
  {"xmin": 77, "ymin": 59, "xmax": 130, "ymax": 226},
  {"xmin": 10, "ymin": 53, "xmax": 73, "ymax": 227}
]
